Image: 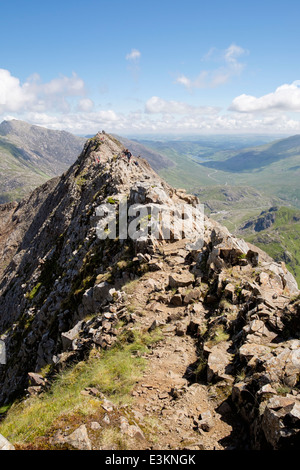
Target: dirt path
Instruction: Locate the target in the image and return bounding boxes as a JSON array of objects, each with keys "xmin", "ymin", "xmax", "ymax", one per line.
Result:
[{"xmin": 124, "ymin": 241, "xmax": 242, "ymax": 450}]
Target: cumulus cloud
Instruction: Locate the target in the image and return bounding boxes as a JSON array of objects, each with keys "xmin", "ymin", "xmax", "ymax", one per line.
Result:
[
  {"xmin": 0, "ymin": 69, "xmax": 87, "ymax": 114},
  {"xmin": 13, "ymin": 104, "xmax": 300, "ymax": 136},
  {"xmin": 126, "ymin": 49, "xmax": 141, "ymax": 62},
  {"xmin": 175, "ymin": 44, "xmax": 247, "ymax": 90},
  {"xmin": 77, "ymin": 98, "xmax": 94, "ymax": 112},
  {"xmin": 0, "ymin": 69, "xmax": 35, "ymax": 112},
  {"xmin": 230, "ymin": 81, "xmax": 300, "ymax": 113},
  {"xmin": 2, "ymin": 67, "xmax": 300, "ymax": 135},
  {"xmin": 145, "ymin": 96, "xmax": 219, "ymax": 115}
]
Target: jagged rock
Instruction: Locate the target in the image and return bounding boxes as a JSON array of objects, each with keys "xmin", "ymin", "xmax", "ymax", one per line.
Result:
[
  {"xmin": 246, "ymin": 250, "xmax": 259, "ymax": 267},
  {"xmin": 93, "ymin": 282, "xmax": 113, "ymax": 304},
  {"xmin": 82, "ymin": 288, "xmax": 95, "ymax": 313},
  {"xmin": 148, "ymin": 320, "xmax": 158, "ymax": 332},
  {"xmin": 183, "ymin": 288, "xmax": 202, "ymax": 304},
  {"xmin": 223, "ymin": 283, "xmax": 237, "ymax": 303},
  {"xmin": 102, "ymin": 414, "xmax": 110, "ymax": 425},
  {"xmin": 27, "ymin": 386, "xmax": 43, "ymax": 395},
  {"xmin": 144, "ymin": 278, "xmax": 161, "ymax": 292},
  {"xmin": 170, "ymin": 294, "xmax": 182, "ymax": 306},
  {"xmin": 175, "ymin": 323, "xmax": 186, "ymax": 336},
  {"xmin": 239, "ymin": 343, "xmax": 271, "ymax": 362},
  {"xmin": 101, "ymin": 398, "xmax": 114, "ymax": 412},
  {"xmin": 61, "ymin": 320, "xmax": 84, "ymax": 351},
  {"xmin": 192, "ymin": 303, "xmax": 205, "ymax": 316},
  {"xmin": 262, "ymin": 344, "xmax": 300, "ymax": 387},
  {"xmin": 0, "ymin": 434, "xmax": 15, "ymax": 450},
  {"xmin": 198, "ymin": 410, "xmax": 214, "ymax": 432},
  {"xmin": 36, "ymin": 336, "xmax": 55, "ymax": 370},
  {"xmin": 258, "ymin": 384, "xmax": 277, "ymax": 396},
  {"xmin": 119, "ymin": 416, "xmax": 146, "ymax": 441},
  {"xmin": 169, "ymin": 272, "xmax": 194, "ymax": 288},
  {"xmin": 148, "ymin": 260, "xmax": 164, "ymax": 271},
  {"xmin": 260, "ymin": 261, "xmax": 299, "ymax": 295},
  {"xmin": 0, "ymin": 131, "xmax": 299, "ymax": 450},
  {"xmin": 260, "ymin": 397, "xmax": 300, "ymax": 449},
  {"xmin": 28, "ymin": 372, "xmax": 46, "ymax": 387},
  {"xmin": 243, "ymin": 319, "xmax": 278, "ymax": 344},
  {"xmin": 90, "ymin": 421, "xmax": 101, "ymax": 431},
  {"xmin": 259, "ymin": 272, "xmax": 270, "ymax": 285},
  {"xmin": 206, "ymin": 342, "xmax": 234, "ymax": 383},
  {"xmin": 59, "ymin": 425, "xmax": 92, "ymax": 450}
]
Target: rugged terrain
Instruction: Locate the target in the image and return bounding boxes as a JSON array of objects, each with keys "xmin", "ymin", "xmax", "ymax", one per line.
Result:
[
  {"xmin": 0, "ymin": 119, "xmax": 86, "ymax": 203},
  {"xmin": 237, "ymin": 206, "xmax": 300, "ymax": 285},
  {"xmin": 0, "ymin": 132, "xmax": 299, "ymax": 450},
  {"xmin": 112, "ymin": 134, "xmax": 174, "ymax": 172}
]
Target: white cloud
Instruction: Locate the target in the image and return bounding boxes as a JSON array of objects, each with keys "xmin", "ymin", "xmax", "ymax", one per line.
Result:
[
  {"xmin": 77, "ymin": 98, "xmax": 94, "ymax": 112},
  {"xmin": 12, "ymin": 105, "xmax": 300, "ymax": 136},
  {"xmin": 126, "ymin": 49, "xmax": 141, "ymax": 62},
  {"xmin": 2, "ymin": 67, "xmax": 300, "ymax": 136},
  {"xmin": 224, "ymin": 44, "xmax": 246, "ymax": 67},
  {"xmin": 37, "ymin": 73, "xmax": 85, "ymax": 96},
  {"xmin": 0, "ymin": 69, "xmax": 35, "ymax": 112},
  {"xmin": 145, "ymin": 96, "xmax": 219, "ymax": 115},
  {"xmin": 175, "ymin": 44, "xmax": 247, "ymax": 90},
  {"xmin": 0, "ymin": 69, "xmax": 87, "ymax": 114},
  {"xmin": 230, "ymin": 81, "xmax": 300, "ymax": 113}
]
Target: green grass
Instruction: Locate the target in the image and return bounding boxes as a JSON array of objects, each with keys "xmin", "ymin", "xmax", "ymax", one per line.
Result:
[
  {"xmin": 0, "ymin": 328, "xmax": 162, "ymax": 445},
  {"xmin": 208, "ymin": 326, "xmax": 230, "ymax": 346},
  {"xmin": 244, "ymin": 206, "xmax": 300, "ymax": 285},
  {"xmin": 25, "ymin": 282, "xmax": 42, "ymax": 300}
]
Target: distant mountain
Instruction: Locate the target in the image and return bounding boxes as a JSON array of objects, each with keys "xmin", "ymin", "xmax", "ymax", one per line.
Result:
[
  {"xmin": 0, "ymin": 120, "xmax": 86, "ymax": 203},
  {"xmin": 136, "ymin": 135, "xmax": 300, "ymax": 209},
  {"xmin": 112, "ymin": 135, "xmax": 174, "ymax": 171},
  {"xmin": 0, "ymin": 132, "xmax": 299, "ymax": 450},
  {"xmin": 201, "ymin": 134, "xmax": 300, "ymax": 172}
]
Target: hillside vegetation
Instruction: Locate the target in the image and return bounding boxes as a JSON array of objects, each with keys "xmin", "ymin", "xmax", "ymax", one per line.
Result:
[
  {"xmin": 0, "ymin": 120, "xmax": 85, "ymax": 203},
  {"xmin": 140, "ymin": 135, "xmax": 300, "ymax": 209},
  {"xmin": 238, "ymin": 206, "xmax": 300, "ymax": 285}
]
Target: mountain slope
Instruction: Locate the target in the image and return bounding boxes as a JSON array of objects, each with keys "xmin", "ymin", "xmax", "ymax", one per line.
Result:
[
  {"xmin": 201, "ymin": 134, "xmax": 300, "ymax": 172},
  {"xmin": 0, "ymin": 120, "xmax": 86, "ymax": 203},
  {"xmin": 237, "ymin": 206, "xmax": 300, "ymax": 284},
  {"xmin": 134, "ymin": 135, "xmax": 300, "ymax": 209},
  {"xmin": 0, "ymin": 133, "xmax": 299, "ymax": 450},
  {"xmin": 112, "ymin": 134, "xmax": 175, "ymax": 172}
]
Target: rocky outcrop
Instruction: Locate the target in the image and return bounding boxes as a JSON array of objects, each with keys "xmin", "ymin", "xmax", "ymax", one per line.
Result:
[
  {"xmin": 0, "ymin": 131, "xmax": 299, "ymax": 449},
  {"xmin": 242, "ymin": 207, "xmax": 277, "ymax": 232}
]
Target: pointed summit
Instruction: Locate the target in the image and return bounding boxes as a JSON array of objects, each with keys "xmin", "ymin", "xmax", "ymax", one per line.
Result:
[{"xmin": 0, "ymin": 132, "xmax": 299, "ymax": 449}]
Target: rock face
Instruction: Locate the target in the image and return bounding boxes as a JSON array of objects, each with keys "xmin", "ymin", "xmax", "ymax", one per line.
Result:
[{"xmin": 0, "ymin": 131, "xmax": 299, "ymax": 450}]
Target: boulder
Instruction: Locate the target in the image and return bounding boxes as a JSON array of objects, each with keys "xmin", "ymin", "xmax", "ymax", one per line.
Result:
[
  {"xmin": 169, "ymin": 272, "xmax": 194, "ymax": 288},
  {"xmin": 206, "ymin": 342, "xmax": 234, "ymax": 383},
  {"xmin": 170, "ymin": 294, "xmax": 182, "ymax": 306},
  {"xmin": 119, "ymin": 417, "xmax": 146, "ymax": 441},
  {"xmin": 261, "ymin": 398, "xmax": 300, "ymax": 449},
  {"xmin": 61, "ymin": 320, "xmax": 84, "ymax": 351},
  {"xmin": 62, "ymin": 425, "xmax": 92, "ymax": 450},
  {"xmin": 183, "ymin": 288, "xmax": 202, "ymax": 304},
  {"xmin": 28, "ymin": 372, "xmax": 46, "ymax": 387},
  {"xmin": 93, "ymin": 282, "xmax": 113, "ymax": 304},
  {"xmin": 198, "ymin": 410, "xmax": 214, "ymax": 432}
]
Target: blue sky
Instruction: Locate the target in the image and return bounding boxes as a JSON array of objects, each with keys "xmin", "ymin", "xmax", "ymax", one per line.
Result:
[{"xmin": 1, "ymin": 0, "xmax": 300, "ymax": 135}]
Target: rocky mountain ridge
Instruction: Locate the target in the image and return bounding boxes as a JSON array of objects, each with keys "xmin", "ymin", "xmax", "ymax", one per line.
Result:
[
  {"xmin": 0, "ymin": 132, "xmax": 299, "ymax": 450},
  {"xmin": 0, "ymin": 119, "xmax": 86, "ymax": 203}
]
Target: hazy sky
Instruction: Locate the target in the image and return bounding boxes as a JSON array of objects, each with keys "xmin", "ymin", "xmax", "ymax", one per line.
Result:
[{"xmin": 1, "ymin": 0, "xmax": 300, "ymax": 135}]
